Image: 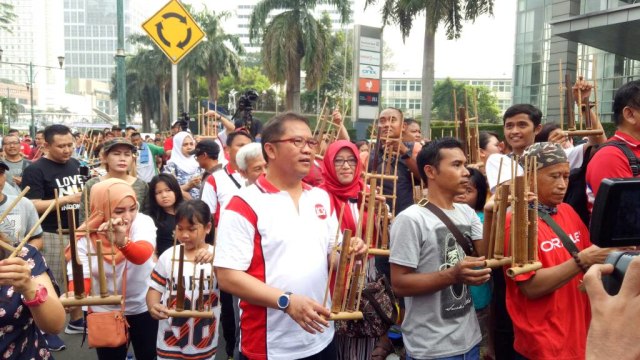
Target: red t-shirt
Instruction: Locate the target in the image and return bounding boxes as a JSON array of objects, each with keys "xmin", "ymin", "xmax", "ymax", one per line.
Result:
[
  {"xmin": 504, "ymin": 203, "xmax": 591, "ymax": 360},
  {"xmin": 163, "ymin": 136, "xmax": 173, "ymax": 152},
  {"xmin": 20, "ymin": 141, "xmax": 31, "ymax": 157},
  {"xmin": 586, "ymin": 131, "xmax": 640, "ymax": 210}
]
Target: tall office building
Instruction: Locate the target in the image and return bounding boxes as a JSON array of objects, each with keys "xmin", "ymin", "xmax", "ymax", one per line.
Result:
[
  {"xmin": 0, "ymin": 0, "xmax": 65, "ymax": 112},
  {"xmin": 63, "ymin": 0, "xmax": 150, "ymax": 82},
  {"xmin": 513, "ymin": 0, "xmax": 640, "ymax": 123}
]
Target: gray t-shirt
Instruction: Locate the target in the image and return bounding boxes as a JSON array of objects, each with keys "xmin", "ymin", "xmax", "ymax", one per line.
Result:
[
  {"xmin": 0, "ymin": 194, "xmax": 43, "ymax": 245},
  {"xmin": 4, "ymin": 158, "xmax": 30, "ymax": 190},
  {"xmin": 390, "ymin": 203, "xmax": 482, "ymax": 359}
]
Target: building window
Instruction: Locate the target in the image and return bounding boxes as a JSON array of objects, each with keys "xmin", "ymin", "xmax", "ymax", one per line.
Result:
[
  {"xmin": 392, "ymin": 80, "xmax": 406, "ymax": 92},
  {"xmin": 408, "ymin": 99, "xmax": 421, "ymax": 110},
  {"xmin": 408, "ymin": 80, "xmax": 422, "ymax": 92}
]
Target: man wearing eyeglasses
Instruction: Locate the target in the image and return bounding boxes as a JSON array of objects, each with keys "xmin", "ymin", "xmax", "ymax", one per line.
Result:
[
  {"xmin": 215, "ymin": 112, "xmax": 367, "ymax": 360},
  {"xmin": 2, "ymin": 134, "xmax": 31, "ymax": 191}
]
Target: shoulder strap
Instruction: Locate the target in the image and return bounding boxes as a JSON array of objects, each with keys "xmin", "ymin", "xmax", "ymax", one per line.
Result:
[
  {"xmin": 417, "ymin": 199, "xmax": 475, "ymax": 256},
  {"xmin": 601, "ymin": 141, "xmax": 640, "ymax": 177},
  {"xmin": 538, "ymin": 211, "xmax": 580, "ymax": 256}
]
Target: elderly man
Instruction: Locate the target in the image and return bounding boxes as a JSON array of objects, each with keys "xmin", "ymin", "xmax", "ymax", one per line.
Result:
[{"xmin": 235, "ymin": 142, "xmax": 267, "ymax": 185}]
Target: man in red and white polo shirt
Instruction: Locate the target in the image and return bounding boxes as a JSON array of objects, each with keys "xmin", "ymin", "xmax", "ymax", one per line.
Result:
[
  {"xmin": 215, "ymin": 112, "xmax": 367, "ymax": 360},
  {"xmin": 201, "ymin": 130, "xmax": 252, "ymax": 227},
  {"xmin": 586, "ymin": 80, "xmax": 640, "ymax": 208}
]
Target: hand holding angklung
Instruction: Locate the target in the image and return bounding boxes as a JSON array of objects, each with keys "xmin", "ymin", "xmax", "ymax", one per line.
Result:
[
  {"xmin": 349, "ymin": 237, "xmax": 368, "ymax": 259},
  {"xmin": 0, "ymin": 257, "xmax": 33, "ymax": 294},
  {"xmin": 453, "ymin": 256, "xmax": 491, "ymax": 286},
  {"xmin": 149, "ymin": 303, "xmax": 170, "ymax": 320},
  {"xmin": 193, "ymin": 248, "xmax": 213, "ymax": 264},
  {"xmin": 285, "ymin": 294, "xmax": 331, "ymax": 335}
]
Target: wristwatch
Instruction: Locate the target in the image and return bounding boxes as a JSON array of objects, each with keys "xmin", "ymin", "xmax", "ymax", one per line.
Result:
[
  {"xmin": 277, "ymin": 292, "xmax": 292, "ymax": 311},
  {"xmin": 22, "ymin": 284, "xmax": 48, "ymax": 307}
]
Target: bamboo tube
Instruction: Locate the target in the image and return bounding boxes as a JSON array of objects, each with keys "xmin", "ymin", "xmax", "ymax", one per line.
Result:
[
  {"xmin": 329, "ymin": 311, "xmax": 364, "ymax": 321},
  {"xmin": 527, "ymin": 158, "xmax": 538, "ymax": 263},
  {"xmin": 380, "ymin": 205, "xmax": 390, "ymax": 250},
  {"xmin": 68, "ymin": 210, "xmax": 85, "ymax": 299},
  {"xmin": 577, "ymin": 87, "xmax": 584, "ymax": 130},
  {"xmin": 83, "ymin": 190, "xmax": 94, "ymax": 297},
  {"xmin": 559, "ymin": 59, "xmax": 564, "ymax": 131},
  {"xmin": 95, "ymin": 240, "xmax": 108, "ymax": 297},
  {"xmin": 60, "ymin": 294, "xmax": 122, "ymax": 307},
  {"xmin": 331, "ymin": 229, "xmax": 352, "ymax": 313},
  {"xmin": 494, "ymin": 184, "xmax": 510, "ymax": 258},
  {"xmin": 513, "ymin": 176, "xmax": 528, "ymax": 265},
  {"xmin": 166, "ymin": 310, "xmax": 214, "ymax": 319},
  {"xmin": 0, "ymin": 241, "xmax": 15, "ymax": 253},
  {"xmin": 345, "ymin": 260, "xmax": 361, "ymax": 311},
  {"xmin": 176, "ymin": 245, "xmax": 185, "ymax": 311},
  {"xmin": 507, "ymin": 262, "xmax": 542, "ymax": 278},
  {"xmin": 564, "ymin": 129, "xmax": 603, "ymax": 137},
  {"xmin": 323, "ymin": 204, "xmax": 346, "ymax": 309},
  {"xmin": 197, "ymin": 268, "xmax": 205, "ymax": 312},
  {"xmin": 483, "ymin": 207, "xmax": 495, "ymax": 259},
  {"xmin": 367, "ymin": 249, "xmax": 390, "ymax": 256},
  {"xmin": 484, "ymin": 257, "xmax": 513, "ymax": 268}
]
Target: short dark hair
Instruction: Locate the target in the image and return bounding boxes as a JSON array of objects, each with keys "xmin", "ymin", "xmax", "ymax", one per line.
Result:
[
  {"xmin": 130, "ymin": 132, "xmax": 141, "ymax": 138},
  {"xmin": 613, "ymin": 80, "xmax": 640, "ymax": 126},
  {"xmin": 36, "ymin": 130, "xmax": 44, "ymax": 136},
  {"xmin": 479, "ymin": 131, "xmax": 500, "ymax": 150},
  {"xmin": 404, "ymin": 117, "xmax": 418, "ymax": 126},
  {"xmin": 261, "ymin": 112, "xmax": 310, "ymax": 162},
  {"xmin": 535, "ymin": 123, "xmax": 561, "ymax": 143},
  {"xmin": 43, "ymin": 124, "xmax": 72, "ymax": 144},
  {"xmin": 503, "ymin": 104, "xmax": 542, "ymax": 127},
  {"xmin": 355, "ymin": 140, "xmax": 369, "ymax": 150},
  {"xmin": 7, "ymin": 129, "xmax": 18, "ymax": 135},
  {"xmin": 125, "ymin": 126, "xmax": 136, "ymax": 131},
  {"xmin": 467, "ymin": 167, "xmax": 488, "ymax": 211},
  {"xmin": 226, "ymin": 130, "xmax": 253, "ymax": 147},
  {"xmin": 111, "ymin": 126, "xmax": 121, "ymax": 132},
  {"xmin": 2, "ymin": 134, "xmax": 18, "ymax": 145},
  {"xmin": 175, "ymin": 200, "xmax": 212, "ymax": 227},
  {"xmin": 148, "ymin": 174, "xmax": 184, "ymax": 220},
  {"xmin": 417, "ymin": 137, "xmax": 464, "ymax": 183}
]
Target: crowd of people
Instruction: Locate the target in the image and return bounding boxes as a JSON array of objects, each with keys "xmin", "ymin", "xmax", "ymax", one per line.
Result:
[{"xmin": 0, "ymin": 78, "xmax": 638, "ymax": 360}]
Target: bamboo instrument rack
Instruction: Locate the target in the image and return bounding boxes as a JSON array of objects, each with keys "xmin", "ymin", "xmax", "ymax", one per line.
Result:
[{"xmin": 559, "ymin": 57, "xmax": 604, "ymax": 137}]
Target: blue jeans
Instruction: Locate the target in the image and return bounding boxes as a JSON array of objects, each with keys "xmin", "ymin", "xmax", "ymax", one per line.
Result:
[{"xmin": 407, "ymin": 344, "xmax": 480, "ymax": 360}]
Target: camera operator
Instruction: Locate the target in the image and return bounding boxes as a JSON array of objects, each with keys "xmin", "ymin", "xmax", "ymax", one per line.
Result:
[
  {"xmin": 233, "ymin": 90, "xmax": 263, "ymax": 139},
  {"xmin": 203, "ymin": 109, "xmax": 236, "ymax": 167}
]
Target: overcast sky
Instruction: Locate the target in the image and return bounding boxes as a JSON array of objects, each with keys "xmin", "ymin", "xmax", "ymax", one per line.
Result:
[{"xmin": 189, "ymin": 0, "xmax": 517, "ymax": 79}]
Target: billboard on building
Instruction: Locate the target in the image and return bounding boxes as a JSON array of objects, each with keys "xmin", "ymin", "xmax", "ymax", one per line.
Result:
[{"xmin": 352, "ymin": 25, "xmax": 383, "ymax": 140}]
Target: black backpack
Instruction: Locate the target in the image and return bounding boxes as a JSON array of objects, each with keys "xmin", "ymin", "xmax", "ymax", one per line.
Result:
[{"xmin": 564, "ymin": 141, "xmax": 639, "ymax": 226}]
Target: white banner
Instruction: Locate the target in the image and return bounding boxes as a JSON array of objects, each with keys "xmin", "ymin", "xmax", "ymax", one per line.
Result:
[
  {"xmin": 359, "ymin": 50, "xmax": 381, "ymax": 66},
  {"xmin": 360, "ymin": 36, "xmax": 381, "ymax": 52},
  {"xmin": 358, "ymin": 105, "xmax": 379, "ymax": 119},
  {"xmin": 359, "ymin": 64, "xmax": 380, "ymax": 79}
]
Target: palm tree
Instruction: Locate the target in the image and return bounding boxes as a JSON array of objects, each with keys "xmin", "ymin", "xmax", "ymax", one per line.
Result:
[
  {"xmin": 129, "ymin": 34, "xmax": 172, "ymax": 130},
  {"xmin": 0, "ymin": 96, "xmax": 21, "ymax": 125},
  {"xmin": 249, "ymin": 0, "xmax": 351, "ymax": 112},
  {"xmin": 365, "ymin": 0, "xmax": 494, "ymax": 138},
  {"xmin": 184, "ymin": 10, "xmax": 245, "ymax": 106},
  {"xmin": 0, "ymin": 2, "xmax": 16, "ymax": 33}
]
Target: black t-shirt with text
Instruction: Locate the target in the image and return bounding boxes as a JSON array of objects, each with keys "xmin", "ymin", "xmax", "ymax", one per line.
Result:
[{"xmin": 21, "ymin": 157, "xmax": 84, "ymax": 232}]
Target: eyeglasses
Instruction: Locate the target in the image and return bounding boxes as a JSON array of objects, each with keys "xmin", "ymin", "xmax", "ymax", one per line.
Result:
[
  {"xmin": 334, "ymin": 158, "xmax": 358, "ymax": 167},
  {"xmin": 270, "ymin": 137, "xmax": 319, "ymax": 149}
]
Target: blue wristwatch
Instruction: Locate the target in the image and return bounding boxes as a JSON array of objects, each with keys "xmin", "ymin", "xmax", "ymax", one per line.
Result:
[{"xmin": 277, "ymin": 292, "xmax": 292, "ymax": 311}]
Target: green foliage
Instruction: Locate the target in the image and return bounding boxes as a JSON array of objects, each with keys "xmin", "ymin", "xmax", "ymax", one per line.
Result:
[
  {"xmin": 0, "ymin": 2, "xmax": 16, "ymax": 33},
  {"xmin": 431, "ymin": 78, "xmax": 501, "ymax": 123},
  {"xmin": 0, "ymin": 96, "xmax": 21, "ymax": 124},
  {"xmin": 249, "ymin": 0, "xmax": 352, "ymax": 110},
  {"xmin": 218, "ymin": 66, "xmax": 272, "ymax": 106},
  {"xmin": 300, "ymin": 28, "xmax": 353, "ymax": 114}
]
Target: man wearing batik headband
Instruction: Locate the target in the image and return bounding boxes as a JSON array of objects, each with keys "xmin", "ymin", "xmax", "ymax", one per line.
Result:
[{"xmin": 503, "ymin": 142, "xmax": 615, "ymax": 360}]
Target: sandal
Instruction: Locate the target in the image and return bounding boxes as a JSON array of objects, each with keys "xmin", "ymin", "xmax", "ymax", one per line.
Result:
[{"xmin": 372, "ymin": 335, "xmax": 394, "ymax": 360}]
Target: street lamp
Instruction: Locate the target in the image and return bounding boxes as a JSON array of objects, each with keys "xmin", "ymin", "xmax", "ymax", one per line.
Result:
[{"xmin": 0, "ymin": 52, "xmax": 65, "ymax": 137}]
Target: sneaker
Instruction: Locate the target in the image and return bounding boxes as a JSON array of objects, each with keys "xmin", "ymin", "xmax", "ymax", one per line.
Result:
[
  {"xmin": 64, "ymin": 318, "xmax": 85, "ymax": 335},
  {"xmin": 44, "ymin": 333, "xmax": 66, "ymax": 351}
]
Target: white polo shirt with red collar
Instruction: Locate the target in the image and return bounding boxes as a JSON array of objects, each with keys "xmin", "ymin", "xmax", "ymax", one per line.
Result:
[
  {"xmin": 214, "ymin": 174, "xmax": 336, "ymax": 360},
  {"xmin": 201, "ymin": 163, "xmax": 246, "ymax": 226}
]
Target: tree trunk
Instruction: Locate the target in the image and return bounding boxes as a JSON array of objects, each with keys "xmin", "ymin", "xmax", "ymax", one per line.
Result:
[
  {"xmin": 159, "ymin": 82, "xmax": 170, "ymax": 131},
  {"xmin": 421, "ymin": 15, "xmax": 436, "ymax": 140},
  {"xmin": 286, "ymin": 57, "xmax": 301, "ymax": 112},
  {"xmin": 207, "ymin": 74, "xmax": 219, "ymax": 104}
]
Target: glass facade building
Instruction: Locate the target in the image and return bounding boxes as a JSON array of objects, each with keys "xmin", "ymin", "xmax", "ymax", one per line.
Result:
[{"xmin": 514, "ymin": 0, "xmax": 640, "ymax": 123}]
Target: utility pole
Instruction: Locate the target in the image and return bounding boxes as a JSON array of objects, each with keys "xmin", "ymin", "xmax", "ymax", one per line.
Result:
[
  {"xmin": 116, "ymin": 0, "xmax": 126, "ymax": 129},
  {"xmin": 29, "ymin": 62, "xmax": 35, "ymax": 138}
]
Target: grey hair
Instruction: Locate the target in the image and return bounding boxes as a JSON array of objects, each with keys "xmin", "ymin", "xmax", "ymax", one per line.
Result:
[{"xmin": 236, "ymin": 143, "xmax": 264, "ymax": 171}]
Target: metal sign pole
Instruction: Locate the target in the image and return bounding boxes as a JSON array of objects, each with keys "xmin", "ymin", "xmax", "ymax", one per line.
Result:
[{"xmin": 172, "ymin": 63, "xmax": 178, "ymax": 126}]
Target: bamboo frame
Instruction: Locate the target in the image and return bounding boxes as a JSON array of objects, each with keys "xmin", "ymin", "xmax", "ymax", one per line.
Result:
[
  {"xmin": 313, "ymin": 98, "xmax": 342, "ymax": 160},
  {"xmin": 560, "ymin": 58, "xmax": 604, "ymax": 137},
  {"xmin": 59, "ymin": 190, "xmax": 123, "ymax": 307}
]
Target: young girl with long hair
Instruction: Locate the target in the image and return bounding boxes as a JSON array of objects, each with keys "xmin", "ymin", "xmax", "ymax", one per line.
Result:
[
  {"xmin": 146, "ymin": 200, "xmax": 219, "ymax": 360},
  {"xmin": 146, "ymin": 174, "xmax": 185, "ymax": 256}
]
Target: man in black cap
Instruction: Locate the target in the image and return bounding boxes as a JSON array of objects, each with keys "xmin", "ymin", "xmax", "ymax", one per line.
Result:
[{"xmin": 192, "ymin": 139, "xmax": 221, "ymax": 198}]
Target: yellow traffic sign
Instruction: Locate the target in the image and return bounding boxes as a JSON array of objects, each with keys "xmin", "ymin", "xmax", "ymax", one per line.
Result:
[{"xmin": 141, "ymin": 0, "xmax": 205, "ymax": 64}]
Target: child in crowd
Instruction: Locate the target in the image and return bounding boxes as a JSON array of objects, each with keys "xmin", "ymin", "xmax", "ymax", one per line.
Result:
[
  {"xmin": 147, "ymin": 200, "xmax": 219, "ymax": 360},
  {"xmin": 146, "ymin": 174, "xmax": 184, "ymax": 256}
]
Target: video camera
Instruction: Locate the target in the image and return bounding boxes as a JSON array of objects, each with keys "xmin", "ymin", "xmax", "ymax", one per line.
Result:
[
  {"xmin": 177, "ymin": 112, "xmax": 191, "ymax": 132},
  {"xmin": 590, "ymin": 178, "xmax": 640, "ymax": 295},
  {"xmin": 233, "ymin": 90, "xmax": 259, "ymax": 131}
]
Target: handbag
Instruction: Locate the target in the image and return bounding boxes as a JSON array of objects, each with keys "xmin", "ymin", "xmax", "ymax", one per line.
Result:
[
  {"xmin": 86, "ymin": 262, "xmax": 130, "ymax": 348},
  {"xmin": 335, "ymin": 274, "xmax": 398, "ymax": 338}
]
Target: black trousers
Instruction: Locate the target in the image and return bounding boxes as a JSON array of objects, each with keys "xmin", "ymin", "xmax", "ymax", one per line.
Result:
[
  {"xmin": 239, "ymin": 339, "xmax": 336, "ymax": 360},
  {"xmin": 220, "ymin": 289, "xmax": 237, "ymax": 356},
  {"xmin": 95, "ymin": 311, "xmax": 158, "ymax": 360}
]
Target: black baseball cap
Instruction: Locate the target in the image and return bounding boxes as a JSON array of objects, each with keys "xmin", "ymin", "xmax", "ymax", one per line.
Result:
[
  {"xmin": 0, "ymin": 161, "xmax": 9, "ymax": 172},
  {"xmin": 190, "ymin": 140, "xmax": 220, "ymax": 158}
]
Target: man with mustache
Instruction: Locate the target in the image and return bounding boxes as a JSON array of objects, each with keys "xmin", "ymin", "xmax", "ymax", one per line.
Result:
[
  {"xmin": 390, "ymin": 137, "xmax": 490, "ymax": 360},
  {"xmin": 503, "ymin": 142, "xmax": 613, "ymax": 360}
]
